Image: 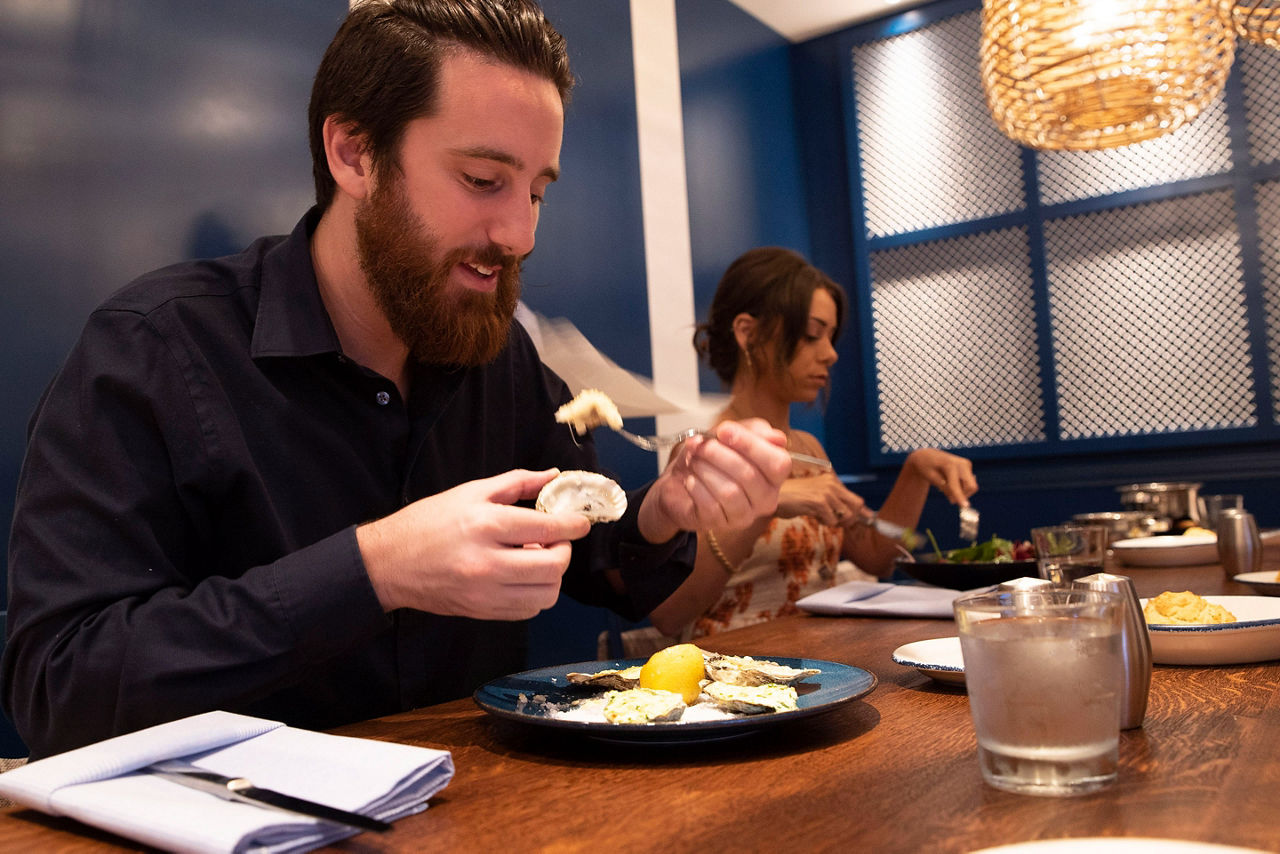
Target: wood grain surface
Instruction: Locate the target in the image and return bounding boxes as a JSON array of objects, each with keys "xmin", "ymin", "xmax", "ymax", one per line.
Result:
[{"xmin": 3, "ymin": 549, "xmax": 1278, "ymax": 854}]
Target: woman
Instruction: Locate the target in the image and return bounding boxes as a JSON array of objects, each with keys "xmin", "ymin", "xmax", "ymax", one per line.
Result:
[{"xmin": 648, "ymin": 247, "xmax": 977, "ymax": 639}]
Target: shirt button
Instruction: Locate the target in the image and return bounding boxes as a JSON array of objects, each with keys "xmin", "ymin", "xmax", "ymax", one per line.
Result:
[{"xmin": 376, "ymin": 390, "xmax": 391, "ymax": 406}]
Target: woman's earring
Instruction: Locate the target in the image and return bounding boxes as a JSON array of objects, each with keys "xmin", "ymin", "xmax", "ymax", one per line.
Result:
[{"xmin": 743, "ymin": 348, "xmax": 754, "ymax": 374}]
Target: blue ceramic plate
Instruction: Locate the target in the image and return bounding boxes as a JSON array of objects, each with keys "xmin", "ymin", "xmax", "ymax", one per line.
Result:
[{"xmin": 473, "ymin": 656, "xmax": 876, "ymax": 744}]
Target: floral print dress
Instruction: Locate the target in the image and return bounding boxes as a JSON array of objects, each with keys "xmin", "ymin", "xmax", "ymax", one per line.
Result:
[{"xmin": 691, "ymin": 515, "xmax": 873, "ymax": 639}]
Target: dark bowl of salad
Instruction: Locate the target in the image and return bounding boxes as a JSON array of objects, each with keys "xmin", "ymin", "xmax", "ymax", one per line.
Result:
[{"xmin": 895, "ymin": 535, "xmax": 1037, "ymax": 590}]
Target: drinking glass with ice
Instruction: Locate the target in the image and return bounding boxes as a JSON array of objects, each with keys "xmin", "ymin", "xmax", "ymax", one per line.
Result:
[{"xmin": 953, "ymin": 587, "xmax": 1125, "ymax": 797}]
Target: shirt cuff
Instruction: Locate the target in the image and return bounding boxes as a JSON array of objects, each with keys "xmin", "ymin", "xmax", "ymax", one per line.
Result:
[{"xmin": 268, "ymin": 526, "xmax": 390, "ymax": 658}]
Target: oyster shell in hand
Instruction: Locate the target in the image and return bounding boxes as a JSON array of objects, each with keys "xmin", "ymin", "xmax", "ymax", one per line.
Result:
[
  {"xmin": 602, "ymin": 688, "xmax": 686, "ymax": 723},
  {"xmin": 703, "ymin": 653, "xmax": 820, "ymax": 687},
  {"xmin": 555, "ymin": 388, "xmax": 623, "ymax": 433},
  {"xmin": 535, "ymin": 470, "xmax": 626, "ymax": 523},
  {"xmin": 702, "ymin": 682, "xmax": 798, "ymax": 715},
  {"xmin": 566, "ymin": 665, "xmax": 642, "ymax": 690}
]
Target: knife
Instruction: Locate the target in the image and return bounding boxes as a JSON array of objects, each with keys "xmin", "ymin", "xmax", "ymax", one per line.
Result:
[
  {"xmin": 860, "ymin": 514, "xmax": 920, "ymax": 550},
  {"xmin": 146, "ymin": 759, "xmax": 391, "ymax": 833}
]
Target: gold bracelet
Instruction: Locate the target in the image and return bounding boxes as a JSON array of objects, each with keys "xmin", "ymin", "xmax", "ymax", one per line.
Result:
[{"xmin": 704, "ymin": 530, "xmax": 740, "ymax": 576}]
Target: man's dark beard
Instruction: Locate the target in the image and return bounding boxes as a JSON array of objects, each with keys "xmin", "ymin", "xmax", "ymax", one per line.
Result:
[{"xmin": 355, "ymin": 172, "xmax": 522, "ymax": 367}]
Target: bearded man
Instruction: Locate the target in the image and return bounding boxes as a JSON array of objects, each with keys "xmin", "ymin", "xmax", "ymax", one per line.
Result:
[{"xmin": 1, "ymin": 0, "xmax": 790, "ymax": 760}]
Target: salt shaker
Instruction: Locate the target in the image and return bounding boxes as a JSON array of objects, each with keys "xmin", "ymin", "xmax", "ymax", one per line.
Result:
[
  {"xmin": 1216, "ymin": 508, "xmax": 1262, "ymax": 577},
  {"xmin": 1073, "ymin": 572, "xmax": 1151, "ymax": 729},
  {"xmin": 997, "ymin": 576, "xmax": 1054, "ymax": 591}
]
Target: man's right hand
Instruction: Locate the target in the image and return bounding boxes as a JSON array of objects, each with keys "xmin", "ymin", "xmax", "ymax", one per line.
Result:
[{"xmin": 357, "ymin": 469, "xmax": 592, "ymax": 620}]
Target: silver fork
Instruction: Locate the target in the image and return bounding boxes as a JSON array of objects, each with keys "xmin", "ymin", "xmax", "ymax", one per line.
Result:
[
  {"xmin": 614, "ymin": 427, "xmax": 834, "ymax": 470},
  {"xmin": 959, "ymin": 505, "xmax": 980, "ymax": 540}
]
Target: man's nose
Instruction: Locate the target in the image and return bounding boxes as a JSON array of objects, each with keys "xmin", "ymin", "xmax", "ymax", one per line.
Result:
[{"xmin": 487, "ymin": 193, "xmax": 538, "ymax": 259}]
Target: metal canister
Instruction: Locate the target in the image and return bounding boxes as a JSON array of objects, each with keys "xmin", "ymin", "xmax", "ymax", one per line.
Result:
[
  {"xmin": 1216, "ymin": 508, "xmax": 1262, "ymax": 577},
  {"xmin": 1073, "ymin": 572, "xmax": 1151, "ymax": 730}
]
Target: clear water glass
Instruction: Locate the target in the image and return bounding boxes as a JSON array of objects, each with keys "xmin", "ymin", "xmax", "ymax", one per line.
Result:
[
  {"xmin": 1032, "ymin": 524, "xmax": 1109, "ymax": 585},
  {"xmin": 954, "ymin": 588, "xmax": 1125, "ymax": 797}
]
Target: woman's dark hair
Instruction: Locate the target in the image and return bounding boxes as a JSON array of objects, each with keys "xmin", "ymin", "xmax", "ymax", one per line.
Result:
[
  {"xmin": 308, "ymin": 0, "xmax": 575, "ymax": 210},
  {"xmin": 694, "ymin": 247, "xmax": 847, "ymax": 386}
]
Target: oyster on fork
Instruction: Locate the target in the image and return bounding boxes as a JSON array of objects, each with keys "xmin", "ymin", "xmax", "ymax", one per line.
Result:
[
  {"xmin": 554, "ymin": 388, "xmax": 622, "ymax": 433},
  {"xmin": 555, "ymin": 388, "xmax": 833, "ymax": 469}
]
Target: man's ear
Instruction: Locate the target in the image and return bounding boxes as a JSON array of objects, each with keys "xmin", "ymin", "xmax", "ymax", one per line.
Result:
[{"xmin": 322, "ymin": 116, "xmax": 373, "ymax": 201}]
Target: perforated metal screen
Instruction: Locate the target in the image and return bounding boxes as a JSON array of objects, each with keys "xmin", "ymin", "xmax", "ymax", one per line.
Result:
[
  {"xmin": 1239, "ymin": 41, "xmax": 1280, "ymax": 165},
  {"xmin": 870, "ymin": 229, "xmax": 1046, "ymax": 453},
  {"xmin": 852, "ymin": 10, "xmax": 1024, "ymax": 238},
  {"xmin": 848, "ymin": 6, "xmax": 1279, "ymax": 459},
  {"xmin": 1043, "ymin": 192, "xmax": 1256, "ymax": 438},
  {"xmin": 1037, "ymin": 101, "xmax": 1233, "ymax": 206},
  {"xmin": 1259, "ymin": 179, "xmax": 1280, "ymax": 423}
]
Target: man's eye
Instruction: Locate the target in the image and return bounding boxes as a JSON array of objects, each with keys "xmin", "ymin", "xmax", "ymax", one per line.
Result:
[
  {"xmin": 464, "ymin": 174, "xmax": 496, "ymax": 190},
  {"xmin": 531, "ymin": 191, "xmax": 546, "ymax": 206}
]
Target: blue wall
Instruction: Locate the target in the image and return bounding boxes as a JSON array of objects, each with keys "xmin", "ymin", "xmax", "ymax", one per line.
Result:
[
  {"xmin": 676, "ymin": 0, "xmax": 827, "ymax": 440},
  {"xmin": 523, "ymin": 0, "xmax": 659, "ymax": 666},
  {"xmin": 0, "ymin": 1, "xmax": 350, "ymax": 613}
]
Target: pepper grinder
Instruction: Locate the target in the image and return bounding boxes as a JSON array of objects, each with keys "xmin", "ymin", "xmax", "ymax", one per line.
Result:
[
  {"xmin": 1216, "ymin": 507, "xmax": 1262, "ymax": 578},
  {"xmin": 1073, "ymin": 572, "xmax": 1151, "ymax": 729}
]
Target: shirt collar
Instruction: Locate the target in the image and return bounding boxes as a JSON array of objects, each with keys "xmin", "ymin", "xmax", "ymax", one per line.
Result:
[{"xmin": 250, "ymin": 207, "xmax": 343, "ymax": 360}]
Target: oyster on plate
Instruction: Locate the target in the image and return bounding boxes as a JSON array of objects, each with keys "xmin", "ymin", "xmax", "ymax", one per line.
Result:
[
  {"xmin": 565, "ymin": 665, "xmax": 642, "ymax": 690},
  {"xmin": 703, "ymin": 653, "xmax": 820, "ymax": 687},
  {"xmin": 555, "ymin": 388, "xmax": 623, "ymax": 433},
  {"xmin": 535, "ymin": 470, "xmax": 626, "ymax": 523},
  {"xmin": 702, "ymin": 682, "xmax": 798, "ymax": 715},
  {"xmin": 602, "ymin": 688, "xmax": 686, "ymax": 724}
]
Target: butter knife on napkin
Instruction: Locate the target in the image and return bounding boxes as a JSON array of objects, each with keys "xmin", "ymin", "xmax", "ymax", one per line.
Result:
[{"xmin": 147, "ymin": 759, "xmax": 390, "ymax": 833}]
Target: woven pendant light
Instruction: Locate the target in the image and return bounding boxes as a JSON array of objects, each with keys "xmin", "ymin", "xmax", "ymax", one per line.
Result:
[
  {"xmin": 1229, "ymin": 1, "xmax": 1280, "ymax": 46},
  {"xmin": 981, "ymin": 0, "xmax": 1237, "ymax": 150}
]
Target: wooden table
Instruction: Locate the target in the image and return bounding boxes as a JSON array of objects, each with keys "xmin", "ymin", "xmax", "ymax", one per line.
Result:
[{"xmin": 4, "ymin": 551, "xmax": 1280, "ymax": 853}]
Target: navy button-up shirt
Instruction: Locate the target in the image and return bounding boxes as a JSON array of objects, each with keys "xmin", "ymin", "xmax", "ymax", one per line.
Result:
[{"xmin": 3, "ymin": 208, "xmax": 693, "ymax": 758}]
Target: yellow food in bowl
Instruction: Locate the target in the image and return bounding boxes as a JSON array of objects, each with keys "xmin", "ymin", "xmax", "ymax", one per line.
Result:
[
  {"xmin": 1143, "ymin": 590, "xmax": 1237, "ymax": 625},
  {"xmin": 639, "ymin": 643, "xmax": 706, "ymax": 703},
  {"xmin": 1182, "ymin": 526, "xmax": 1216, "ymax": 538}
]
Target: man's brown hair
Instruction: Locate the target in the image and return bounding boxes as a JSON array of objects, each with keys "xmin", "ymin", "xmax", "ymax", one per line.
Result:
[{"xmin": 308, "ymin": 0, "xmax": 575, "ymax": 209}]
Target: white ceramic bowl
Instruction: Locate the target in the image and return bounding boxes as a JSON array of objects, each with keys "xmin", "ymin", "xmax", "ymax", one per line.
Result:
[
  {"xmin": 1142, "ymin": 595, "xmax": 1280, "ymax": 665},
  {"xmin": 1233, "ymin": 570, "xmax": 1280, "ymax": 596},
  {"xmin": 1112, "ymin": 535, "xmax": 1217, "ymax": 567}
]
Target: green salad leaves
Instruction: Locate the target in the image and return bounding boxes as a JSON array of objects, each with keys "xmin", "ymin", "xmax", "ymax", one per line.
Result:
[{"xmin": 925, "ymin": 531, "xmax": 1034, "ymax": 563}]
